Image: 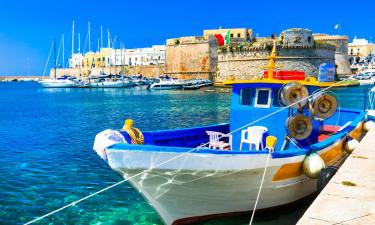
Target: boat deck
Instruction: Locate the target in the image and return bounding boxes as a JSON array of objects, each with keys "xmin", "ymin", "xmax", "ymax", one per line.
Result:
[{"xmin": 297, "ymin": 127, "xmax": 375, "ymax": 225}]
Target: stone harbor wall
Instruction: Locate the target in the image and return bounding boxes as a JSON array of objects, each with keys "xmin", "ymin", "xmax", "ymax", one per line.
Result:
[
  {"xmin": 165, "ymin": 36, "xmax": 218, "ymax": 80},
  {"xmin": 216, "ymin": 46, "xmax": 336, "ymax": 82}
]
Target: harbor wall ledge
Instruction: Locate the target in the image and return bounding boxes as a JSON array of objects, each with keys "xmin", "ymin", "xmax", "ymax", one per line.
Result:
[
  {"xmin": 297, "ymin": 128, "xmax": 375, "ymax": 225},
  {"xmin": 0, "ymin": 76, "xmax": 45, "ymax": 80}
]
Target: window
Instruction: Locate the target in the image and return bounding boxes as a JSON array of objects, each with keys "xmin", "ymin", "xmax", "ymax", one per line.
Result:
[
  {"xmin": 237, "ymin": 33, "xmax": 241, "ymax": 38},
  {"xmin": 272, "ymin": 90, "xmax": 282, "ymax": 107},
  {"xmin": 308, "ymin": 37, "xmax": 311, "ymax": 43},
  {"xmin": 239, "ymin": 88, "xmax": 253, "ymax": 106},
  {"xmin": 230, "ymin": 33, "xmax": 233, "ymax": 38},
  {"xmin": 254, "ymin": 88, "xmax": 271, "ymax": 108}
]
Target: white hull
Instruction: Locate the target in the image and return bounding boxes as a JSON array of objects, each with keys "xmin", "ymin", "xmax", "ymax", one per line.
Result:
[
  {"xmin": 102, "ymin": 146, "xmax": 346, "ymax": 225},
  {"xmin": 149, "ymin": 84, "xmax": 183, "ymax": 90},
  {"xmin": 89, "ymin": 81, "xmax": 133, "ymax": 88},
  {"xmin": 39, "ymin": 80, "xmax": 78, "ymax": 88}
]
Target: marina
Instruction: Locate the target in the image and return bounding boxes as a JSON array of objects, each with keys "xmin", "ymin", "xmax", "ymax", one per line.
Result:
[
  {"xmin": 2, "ymin": 1, "xmax": 375, "ymax": 225},
  {"xmin": 0, "ymin": 81, "xmax": 371, "ymax": 225}
]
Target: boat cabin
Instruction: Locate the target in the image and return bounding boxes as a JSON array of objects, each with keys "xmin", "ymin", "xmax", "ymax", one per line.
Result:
[{"xmin": 229, "ymin": 82, "xmax": 320, "ymax": 150}]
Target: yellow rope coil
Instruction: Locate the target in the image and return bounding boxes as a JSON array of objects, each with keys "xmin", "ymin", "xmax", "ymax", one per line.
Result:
[{"xmin": 122, "ymin": 119, "xmax": 144, "ymax": 144}]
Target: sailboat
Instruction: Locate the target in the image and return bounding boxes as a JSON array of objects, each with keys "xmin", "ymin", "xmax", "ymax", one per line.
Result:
[
  {"xmin": 40, "ymin": 22, "xmax": 79, "ymax": 88},
  {"xmin": 39, "ymin": 36, "xmax": 79, "ymax": 88},
  {"xmin": 93, "ymin": 36, "xmax": 371, "ymax": 224},
  {"xmin": 88, "ymin": 29, "xmax": 134, "ymax": 88}
]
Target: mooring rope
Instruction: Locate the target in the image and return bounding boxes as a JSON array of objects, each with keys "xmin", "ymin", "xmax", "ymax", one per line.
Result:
[
  {"xmin": 249, "ymin": 147, "xmax": 273, "ymax": 225},
  {"xmin": 24, "ymin": 80, "xmax": 347, "ymax": 225}
]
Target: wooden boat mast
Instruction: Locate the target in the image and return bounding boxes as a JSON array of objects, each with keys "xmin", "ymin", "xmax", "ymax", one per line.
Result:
[{"xmin": 267, "ymin": 34, "xmax": 277, "ymax": 80}]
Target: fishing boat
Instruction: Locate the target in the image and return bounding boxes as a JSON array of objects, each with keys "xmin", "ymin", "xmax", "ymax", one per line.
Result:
[
  {"xmin": 93, "ymin": 38, "xmax": 371, "ymax": 225},
  {"xmin": 148, "ymin": 75, "xmax": 186, "ymax": 90}
]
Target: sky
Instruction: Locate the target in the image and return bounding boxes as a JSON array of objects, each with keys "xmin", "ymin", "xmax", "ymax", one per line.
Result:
[{"xmin": 0, "ymin": 0, "xmax": 374, "ymax": 76}]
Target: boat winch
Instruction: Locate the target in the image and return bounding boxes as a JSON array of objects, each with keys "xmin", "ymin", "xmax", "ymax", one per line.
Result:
[
  {"xmin": 309, "ymin": 92, "xmax": 338, "ymax": 120},
  {"xmin": 302, "ymin": 152, "xmax": 326, "ymax": 179},
  {"xmin": 280, "ymin": 81, "xmax": 309, "ymax": 109},
  {"xmin": 285, "ymin": 113, "xmax": 313, "ymax": 140}
]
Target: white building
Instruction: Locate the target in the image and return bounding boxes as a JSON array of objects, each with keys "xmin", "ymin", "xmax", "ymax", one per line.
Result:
[
  {"xmin": 69, "ymin": 53, "xmax": 84, "ymax": 68},
  {"xmin": 112, "ymin": 45, "xmax": 165, "ymax": 66},
  {"xmin": 69, "ymin": 45, "xmax": 165, "ymax": 68}
]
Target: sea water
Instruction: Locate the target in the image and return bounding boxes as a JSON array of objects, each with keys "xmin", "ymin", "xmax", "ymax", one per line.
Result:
[{"xmin": 0, "ymin": 82, "xmax": 370, "ymax": 225}]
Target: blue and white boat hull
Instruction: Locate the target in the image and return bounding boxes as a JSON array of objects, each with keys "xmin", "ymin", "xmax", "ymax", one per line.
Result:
[{"xmin": 94, "ymin": 118, "xmax": 364, "ymax": 225}]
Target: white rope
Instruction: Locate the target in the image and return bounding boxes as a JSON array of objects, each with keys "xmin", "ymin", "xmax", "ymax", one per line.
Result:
[
  {"xmin": 249, "ymin": 148, "xmax": 273, "ymax": 225},
  {"xmin": 24, "ymin": 80, "xmax": 347, "ymax": 225}
]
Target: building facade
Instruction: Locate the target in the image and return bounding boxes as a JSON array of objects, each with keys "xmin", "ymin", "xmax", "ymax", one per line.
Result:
[
  {"xmin": 348, "ymin": 37, "xmax": 375, "ymax": 57},
  {"xmin": 203, "ymin": 28, "xmax": 253, "ymax": 43}
]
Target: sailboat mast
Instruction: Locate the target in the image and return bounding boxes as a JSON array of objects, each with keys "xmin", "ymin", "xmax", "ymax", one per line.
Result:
[
  {"xmin": 107, "ymin": 28, "xmax": 111, "ymax": 48},
  {"xmin": 62, "ymin": 34, "xmax": 65, "ymax": 68},
  {"xmin": 78, "ymin": 33, "xmax": 81, "ymax": 76},
  {"xmin": 54, "ymin": 39, "xmax": 57, "ymax": 79},
  {"xmin": 108, "ymin": 29, "xmax": 111, "ymax": 74},
  {"xmin": 101, "ymin": 26, "xmax": 103, "ymax": 50},
  {"xmin": 88, "ymin": 21, "xmax": 91, "ymax": 52},
  {"xmin": 78, "ymin": 33, "xmax": 81, "ymax": 53},
  {"xmin": 72, "ymin": 20, "xmax": 75, "ymax": 59}
]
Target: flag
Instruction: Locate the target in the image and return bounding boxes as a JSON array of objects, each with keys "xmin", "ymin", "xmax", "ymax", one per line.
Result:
[
  {"xmin": 334, "ymin": 24, "xmax": 340, "ymax": 30},
  {"xmin": 214, "ymin": 30, "xmax": 231, "ymax": 46}
]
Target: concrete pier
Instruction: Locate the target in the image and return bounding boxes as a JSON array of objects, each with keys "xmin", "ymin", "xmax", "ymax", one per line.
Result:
[{"xmin": 297, "ymin": 128, "xmax": 375, "ymax": 224}]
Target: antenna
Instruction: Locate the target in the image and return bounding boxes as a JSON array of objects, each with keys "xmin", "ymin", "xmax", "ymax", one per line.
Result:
[{"xmin": 88, "ymin": 21, "xmax": 91, "ymax": 52}]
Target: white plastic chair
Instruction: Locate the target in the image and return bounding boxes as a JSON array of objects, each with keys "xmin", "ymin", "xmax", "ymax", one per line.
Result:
[
  {"xmin": 206, "ymin": 131, "xmax": 232, "ymax": 150},
  {"xmin": 240, "ymin": 126, "xmax": 267, "ymax": 151}
]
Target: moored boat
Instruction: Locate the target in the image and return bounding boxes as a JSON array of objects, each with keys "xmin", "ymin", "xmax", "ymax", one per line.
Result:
[
  {"xmin": 92, "ymin": 38, "xmax": 370, "ymax": 225},
  {"xmin": 39, "ymin": 75, "xmax": 79, "ymax": 88},
  {"xmin": 148, "ymin": 75, "xmax": 185, "ymax": 90},
  {"xmin": 88, "ymin": 74, "xmax": 134, "ymax": 88}
]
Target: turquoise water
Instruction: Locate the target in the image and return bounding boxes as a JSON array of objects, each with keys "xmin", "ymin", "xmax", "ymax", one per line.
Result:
[{"xmin": 0, "ymin": 82, "xmax": 370, "ymax": 225}]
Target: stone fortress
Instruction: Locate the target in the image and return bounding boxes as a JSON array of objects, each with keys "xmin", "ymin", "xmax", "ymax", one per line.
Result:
[{"xmin": 165, "ymin": 28, "xmax": 351, "ymax": 84}]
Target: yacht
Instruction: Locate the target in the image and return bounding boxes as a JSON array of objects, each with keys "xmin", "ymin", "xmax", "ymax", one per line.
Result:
[
  {"xmin": 88, "ymin": 74, "xmax": 134, "ymax": 88},
  {"xmin": 148, "ymin": 75, "xmax": 185, "ymax": 90},
  {"xmin": 39, "ymin": 75, "xmax": 79, "ymax": 88}
]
